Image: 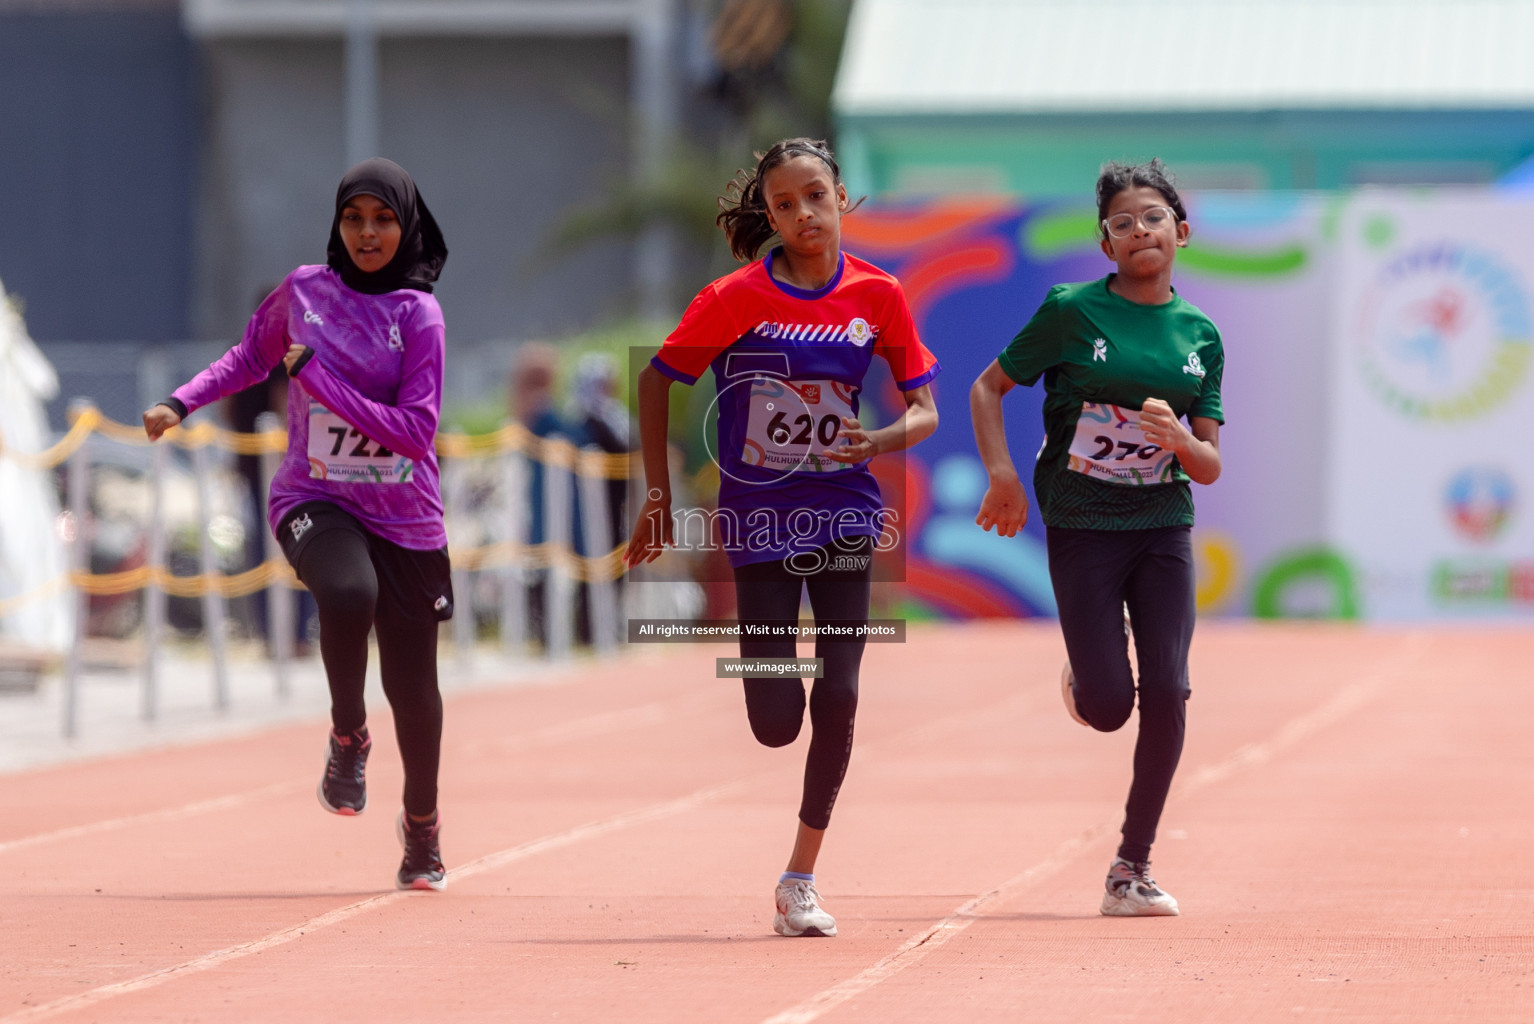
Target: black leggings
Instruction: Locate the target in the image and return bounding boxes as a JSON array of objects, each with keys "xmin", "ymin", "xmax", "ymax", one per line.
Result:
[
  {"xmin": 295, "ymin": 531, "xmax": 443, "ymax": 818},
  {"xmin": 1047, "ymin": 526, "xmax": 1194, "ymax": 865},
  {"xmin": 733, "ymin": 538, "xmax": 872, "ymax": 831}
]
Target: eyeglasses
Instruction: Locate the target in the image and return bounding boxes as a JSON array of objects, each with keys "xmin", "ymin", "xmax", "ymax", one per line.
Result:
[{"xmin": 1101, "ymin": 206, "xmax": 1178, "ymax": 239}]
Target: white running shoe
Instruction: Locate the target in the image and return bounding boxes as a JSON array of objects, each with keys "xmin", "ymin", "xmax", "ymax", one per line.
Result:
[
  {"xmin": 1100, "ymin": 857, "xmax": 1179, "ymax": 917},
  {"xmin": 773, "ymin": 878, "xmax": 838, "ymax": 937},
  {"xmin": 1060, "ymin": 662, "xmax": 1089, "ymax": 727}
]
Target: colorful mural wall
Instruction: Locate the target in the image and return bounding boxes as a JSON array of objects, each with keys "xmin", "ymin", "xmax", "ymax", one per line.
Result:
[{"xmin": 841, "ymin": 190, "xmax": 1534, "ymax": 622}]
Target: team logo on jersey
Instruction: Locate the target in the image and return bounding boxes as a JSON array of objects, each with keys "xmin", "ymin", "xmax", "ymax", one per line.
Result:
[
  {"xmin": 1182, "ymin": 352, "xmax": 1206, "ymax": 378},
  {"xmin": 387, "ymin": 323, "xmax": 404, "ymax": 351},
  {"xmin": 289, "ymin": 512, "xmax": 314, "ymax": 541},
  {"xmin": 753, "ymin": 320, "xmax": 875, "ymax": 345},
  {"xmin": 303, "ymin": 310, "xmax": 323, "ymax": 326},
  {"xmin": 1092, "ymin": 338, "xmax": 1108, "ymax": 362}
]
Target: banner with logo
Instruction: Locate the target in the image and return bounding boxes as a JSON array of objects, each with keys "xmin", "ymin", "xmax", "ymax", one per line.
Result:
[
  {"xmin": 833, "ymin": 190, "xmax": 1531, "ymax": 622},
  {"xmin": 840, "ymin": 194, "xmax": 1337, "ymax": 621},
  {"xmin": 1327, "ymin": 192, "xmax": 1534, "ymax": 619}
]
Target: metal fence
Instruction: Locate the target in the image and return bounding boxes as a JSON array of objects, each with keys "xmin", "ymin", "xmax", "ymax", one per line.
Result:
[{"xmin": 0, "ymin": 400, "xmax": 636, "ymax": 737}]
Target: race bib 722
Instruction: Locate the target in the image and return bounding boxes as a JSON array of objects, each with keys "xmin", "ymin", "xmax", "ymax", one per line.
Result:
[{"xmin": 306, "ymin": 402, "xmax": 414, "ymax": 484}]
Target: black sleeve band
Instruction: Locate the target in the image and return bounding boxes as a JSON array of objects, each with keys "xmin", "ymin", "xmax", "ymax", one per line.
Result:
[
  {"xmin": 286, "ymin": 346, "xmax": 316, "ymax": 377},
  {"xmin": 160, "ymin": 397, "xmax": 189, "ymax": 420}
]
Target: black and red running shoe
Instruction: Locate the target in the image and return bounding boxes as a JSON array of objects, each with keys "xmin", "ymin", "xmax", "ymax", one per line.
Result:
[
  {"xmin": 317, "ymin": 727, "xmax": 370, "ymax": 815},
  {"xmin": 396, "ymin": 811, "xmax": 446, "ymax": 891}
]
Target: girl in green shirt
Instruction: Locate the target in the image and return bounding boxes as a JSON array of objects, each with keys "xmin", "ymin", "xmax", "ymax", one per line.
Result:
[{"xmin": 969, "ymin": 159, "xmax": 1225, "ymax": 917}]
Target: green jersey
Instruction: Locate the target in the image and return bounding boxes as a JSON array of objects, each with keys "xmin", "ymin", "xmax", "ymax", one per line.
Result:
[{"xmin": 997, "ymin": 277, "xmax": 1225, "ymax": 531}]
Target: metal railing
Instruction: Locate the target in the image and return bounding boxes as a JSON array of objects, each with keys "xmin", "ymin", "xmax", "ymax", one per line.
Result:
[{"xmin": 0, "ymin": 400, "xmax": 635, "ymax": 736}]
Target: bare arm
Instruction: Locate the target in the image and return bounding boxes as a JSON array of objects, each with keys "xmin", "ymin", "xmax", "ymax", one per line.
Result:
[
  {"xmin": 1139, "ymin": 399, "xmax": 1222, "ymax": 485},
  {"xmin": 969, "ymin": 360, "xmax": 1029, "ymax": 536},
  {"xmin": 820, "ymin": 383, "xmax": 938, "ymax": 464},
  {"xmin": 622, "ymin": 363, "xmax": 676, "ymax": 567}
]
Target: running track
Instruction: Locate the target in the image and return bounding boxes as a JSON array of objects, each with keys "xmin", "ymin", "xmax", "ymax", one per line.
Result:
[{"xmin": 2, "ymin": 622, "xmax": 1530, "ymax": 1022}]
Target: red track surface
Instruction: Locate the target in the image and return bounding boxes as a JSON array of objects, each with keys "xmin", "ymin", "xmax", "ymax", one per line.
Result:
[{"xmin": 2, "ymin": 622, "xmax": 1531, "ymax": 1022}]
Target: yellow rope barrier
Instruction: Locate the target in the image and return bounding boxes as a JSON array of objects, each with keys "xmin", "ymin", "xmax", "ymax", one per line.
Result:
[
  {"xmin": 0, "ymin": 575, "xmax": 72, "ymax": 619},
  {"xmin": 450, "ymin": 541, "xmax": 626, "ymax": 582},
  {"xmin": 0, "ymin": 408, "xmax": 637, "ymax": 477},
  {"xmin": 92, "ymin": 416, "xmax": 290, "ymax": 456},
  {"xmin": 0, "ymin": 405, "xmax": 100, "ymax": 469},
  {"xmin": 0, "ymin": 540, "xmax": 628, "ymax": 619},
  {"xmin": 0, "ymin": 404, "xmax": 635, "ymax": 619}
]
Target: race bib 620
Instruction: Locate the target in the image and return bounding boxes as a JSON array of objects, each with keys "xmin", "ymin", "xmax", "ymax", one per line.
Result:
[{"xmin": 741, "ymin": 378, "xmax": 857, "ymax": 475}]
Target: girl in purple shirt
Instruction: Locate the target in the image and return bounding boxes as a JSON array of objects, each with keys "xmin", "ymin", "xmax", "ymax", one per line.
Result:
[{"xmin": 143, "ymin": 159, "xmax": 453, "ymax": 891}]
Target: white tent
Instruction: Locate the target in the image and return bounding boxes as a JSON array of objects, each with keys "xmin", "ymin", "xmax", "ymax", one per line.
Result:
[{"xmin": 0, "ymin": 278, "xmax": 70, "ymax": 653}]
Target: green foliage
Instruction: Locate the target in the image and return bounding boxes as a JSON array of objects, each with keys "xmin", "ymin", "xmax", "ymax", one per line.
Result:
[
  {"xmin": 543, "ymin": 1, "xmax": 856, "ymax": 279},
  {"xmin": 439, "ymin": 396, "xmax": 509, "ymax": 436},
  {"xmin": 545, "ymin": 140, "xmax": 737, "ymax": 257},
  {"xmin": 441, "ymin": 320, "xmax": 671, "ymax": 434},
  {"xmin": 773, "ymin": 0, "xmax": 854, "ymax": 142},
  {"xmin": 514, "ymin": 1, "xmax": 857, "ymax": 463}
]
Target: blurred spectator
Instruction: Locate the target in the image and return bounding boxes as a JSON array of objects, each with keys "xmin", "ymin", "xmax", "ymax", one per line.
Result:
[
  {"xmin": 569, "ymin": 351, "xmax": 633, "ymax": 549},
  {"xmin": 509, "ymin": 342, "xmax": 576, "ymax": 648},
  {"xmin": 510, "ymin": 341, "xmax": 567, "ymax": 442},
  {"xmin": 227, "ymin": 288, "xmax": 316, "ymax": 654},
  {"xmin": 569, "ymin": 352, "xmax": 635, "ymax": 645}
]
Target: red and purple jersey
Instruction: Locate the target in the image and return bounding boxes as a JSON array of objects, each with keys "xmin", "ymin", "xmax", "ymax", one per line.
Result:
[{"xmin": 654, "ymin": 250, "xmax": 939, "ymax": 567}]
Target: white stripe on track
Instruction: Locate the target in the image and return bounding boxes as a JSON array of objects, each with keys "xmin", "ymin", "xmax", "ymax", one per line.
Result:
[
  {"xmin": 0, "ymin": 698, "xmax": 695, "ymax": 857},
  {"xmin": 0, "ymin": 780, "xmax": 749, "ymax": 1024},
  {"xmin": 447, "ymin": 779, "xmax": 747, "ymax": 883},
  {"xmin": 762, "ymin": 822, "xmax": 1117, "ymax": 1024},
  {"xmin": 1, "ymin": 687, "xmax": 1035, "ymax": 1021},
  {"xmin": 0, "ymin": 782, "xmax": 303, "ymax": 857},
  {"xmin": 760, "ymin": 653, "xmax": 1406, "ymax": 1024},
  {"xmin": 455, "ymin": 697, "xmax": 691, "ymax": 759}
]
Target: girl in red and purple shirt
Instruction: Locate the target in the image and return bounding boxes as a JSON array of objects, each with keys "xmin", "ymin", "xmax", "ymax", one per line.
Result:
[{"xmin": 625, "ymin": 138, "xmax": 939, "ymax": 938}]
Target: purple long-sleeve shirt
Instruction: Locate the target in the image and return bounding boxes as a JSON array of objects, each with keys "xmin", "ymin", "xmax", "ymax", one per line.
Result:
[{"xmin": 173, "ymin": 265, "xmax": 447, "ymax": 550}]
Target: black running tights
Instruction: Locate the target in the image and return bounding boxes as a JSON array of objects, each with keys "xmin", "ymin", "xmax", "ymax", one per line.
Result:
[
  {"xmin": 295, "ymin": 531, "xmax": 443, "ymax": 817},
  {"xmin": 733, "ymin": 538, "xmax": 872, "ymax": 831},
  {"xmin": 1047, "ymin": 525, "xmax": 1194, "ymax": 865}
]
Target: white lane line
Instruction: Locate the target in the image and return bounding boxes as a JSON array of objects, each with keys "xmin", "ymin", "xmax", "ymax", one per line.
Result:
[
  {"xmin": 0, "ymin": 697, "xmax": 697, "ymax": 857},
  {"xmin": 1170, "ymin": 658, "xmax": 1390, "ymax": 795},
  {"xmin": 0, "ymin": 783, "xmax": 303, "ymax": 857},
  {"xmin": 454, "ymin": 697, "xmax": 691, "ymax": 759},
  {"xmin": 1, "ymin": 684, "xmax": 1037, "ymax": 1021},
  {"xmin": 0, "ymin": 779, "xmax": 749, "ymax": 1024},
  {"xmin": 761, "ymin": 654, "xmax": 1406, "ymax": 1024},
  {"xmin": 763, "ymin": 821, "xmax": 1117, "ymax": 1024}
]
